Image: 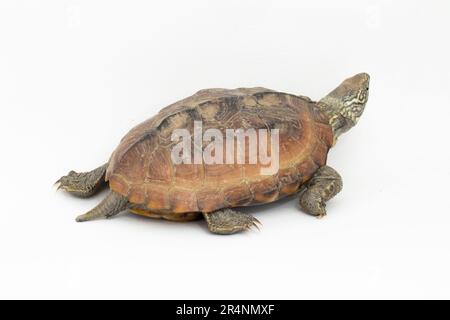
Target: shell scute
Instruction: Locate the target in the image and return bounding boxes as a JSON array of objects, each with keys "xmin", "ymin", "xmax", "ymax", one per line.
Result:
[
  {"xmin": 224, "ymin": 183, "xmax": 254, "ymax": 207},
  {"xmin": 169, "ymin": 188, "xmax": 199, "ymax": 213},
  {"xmin": 146, "ymin": 185, "xmax": 171, "ymax": 211},
  {"xmin": 146, "ymin": 149, "xmax": 172, "ymax": 182}
]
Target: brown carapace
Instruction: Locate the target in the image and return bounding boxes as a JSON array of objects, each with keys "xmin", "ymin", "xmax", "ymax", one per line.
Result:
[
  {"xmin": 57, "ymin": 73, "xmax": 370, "ymax": 235},
  {"xmin": 107, "ymin": 88, "xmax": 333, "ymax": 214}
]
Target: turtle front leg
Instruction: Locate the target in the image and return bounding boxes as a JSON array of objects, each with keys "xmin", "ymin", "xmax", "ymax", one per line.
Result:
[
  {"xmin": 299, "ymin": 165, "xmax": 343, "ymax": 218},
  {"xmin": 56, "ymin": 163, "xmax": 108, "ymax": 198},
  {"xmin": 203, "ymin": 209, "xmax": 261, "ymax": 235}
]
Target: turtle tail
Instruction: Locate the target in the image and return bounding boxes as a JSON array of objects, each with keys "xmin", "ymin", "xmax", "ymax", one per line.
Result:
[{"xmin": 76, "ymin": 191, "xmax": 129, "ymax": 222}]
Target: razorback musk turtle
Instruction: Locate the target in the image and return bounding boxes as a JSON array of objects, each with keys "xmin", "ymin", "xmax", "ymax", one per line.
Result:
[{"xmin": 57, "ymin": 73, "xmax": 370, "ymax": 235}]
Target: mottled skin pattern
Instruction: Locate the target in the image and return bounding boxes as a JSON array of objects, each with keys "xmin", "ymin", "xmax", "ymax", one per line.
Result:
[
  {"xmin": 57, "ymin": 73, "xmax": 370, "ymax": 235},
  {"xmin": 56, "ymin": 163, "xmax": 108, "ymax": 198},
  {"xmin": 203, "ymin": 209, "xmax": 262, "ymax": 235},
  {"xmin": 76, "ymin": 191, "xmax": 128, "ymax": 222},
  {"xmin": 299, "ymin": 166, "xmax": 343, "ymax": 218}
]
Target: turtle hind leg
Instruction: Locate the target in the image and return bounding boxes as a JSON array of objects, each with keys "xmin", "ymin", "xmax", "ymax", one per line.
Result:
[
  {"xmin": 299, "ymin": 165, "xmax": 343, "ymax": 218},
  {"xmin": 56, "ymin": 163, "xmax": 108, "ymax": 198},
  {"xmin": 203, "ymin": 209, "xmax": 261, "ymax": 235},
  {"xmin": 76, "ymin": 191, "xmax": 129, "ymax": 222}
]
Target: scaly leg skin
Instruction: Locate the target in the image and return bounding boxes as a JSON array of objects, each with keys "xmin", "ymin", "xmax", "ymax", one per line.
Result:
[
  {"xmin": 56, "ymin": 163, "xmax": 108, "ymax": 198},
  {"xmin": 299, "ymin": 165, "xmax": 343, "ymax": 218},
  {"xmin": 76, "ymin": 191, "xmax": 129, "ymax": 222},
  {"xmin": 203, "ymin": 209, "xmax": 261, "ymax": 235}
]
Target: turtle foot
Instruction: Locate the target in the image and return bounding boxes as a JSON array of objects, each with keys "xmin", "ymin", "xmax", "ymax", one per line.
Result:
[
  {"xmin": 56, "ymin": 164, "xmax": 108, "ymax": 198},
  {"xmin": 203, "ymin": 209, "xmax": 262, "ymax": 235}
]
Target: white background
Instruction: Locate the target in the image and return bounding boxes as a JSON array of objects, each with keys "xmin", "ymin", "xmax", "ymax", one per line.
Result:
[{"xmin": 1, "ymin": 0, "xmax": 449, "ymax": 300}]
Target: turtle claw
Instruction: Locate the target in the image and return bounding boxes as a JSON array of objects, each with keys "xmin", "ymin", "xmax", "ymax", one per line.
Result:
[
  {"xmin": 53, "ymin": 180, "xmax": 62, "ymax": 190},
  {"xmin": 316, "ymin": 212, "xmax": 327, "ymax": 219},
  {"xmin": 249, "ymin": 222, "xmax": 260, "ymax": 232},
  {"xmin": 56, "ymin": 172, "xmax": 80, "ymax": 194},
  {"xmin": 253, "ymin": 217, "xmax": 262, "ymax": 227},
  {"xmin": 247, "ymin": 217, "xmax": 262, "ymax": 231}
]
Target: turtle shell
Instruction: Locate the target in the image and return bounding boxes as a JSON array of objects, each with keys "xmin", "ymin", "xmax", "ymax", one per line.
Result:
[{"xmin": 106, "ymin": 88, "xmax": 333, "ymax": 213}]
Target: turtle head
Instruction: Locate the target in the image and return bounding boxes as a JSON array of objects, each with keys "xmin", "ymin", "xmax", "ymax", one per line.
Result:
[{"xmin": 319, "ymin": 73, "xmax": 370, "ymax": 142}]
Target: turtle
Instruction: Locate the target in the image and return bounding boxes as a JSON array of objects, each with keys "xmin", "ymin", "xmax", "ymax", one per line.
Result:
[{"xmin": 57, "ymin": 73, "xmax": 370, "ymax": 235}]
